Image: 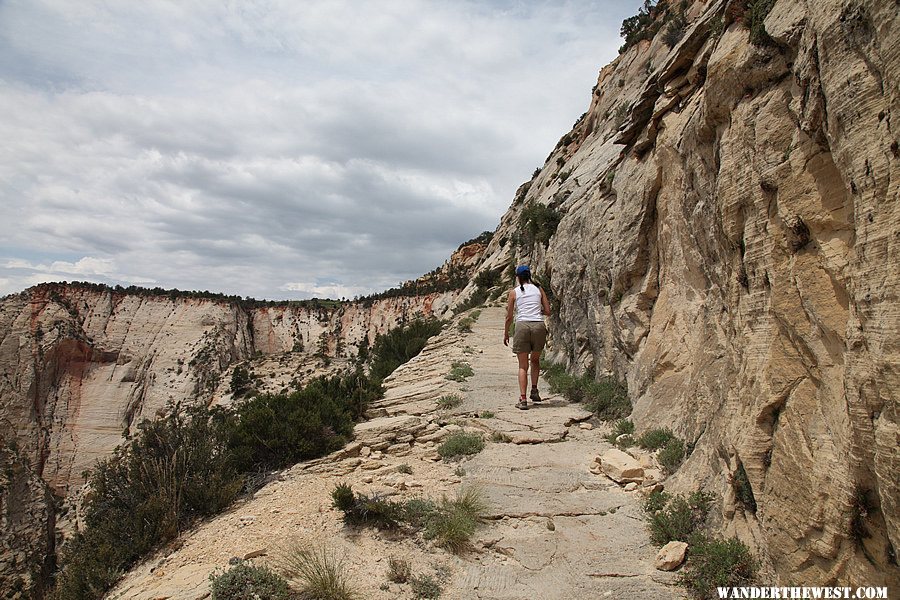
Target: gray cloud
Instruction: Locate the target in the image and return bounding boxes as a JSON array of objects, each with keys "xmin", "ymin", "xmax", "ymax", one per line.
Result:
[{"xmin": 0, "ymin": 0, "xmax": 638, "ymax": 299}]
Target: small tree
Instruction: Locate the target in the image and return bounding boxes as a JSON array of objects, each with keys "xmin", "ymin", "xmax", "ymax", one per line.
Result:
[{"xmin": 230, "ymin": 366, "xmax": 252, "ymax": 397}]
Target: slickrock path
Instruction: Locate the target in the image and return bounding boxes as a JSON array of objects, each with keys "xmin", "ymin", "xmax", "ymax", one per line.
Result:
[
  {"xmin": 440, "ymin": 307, "xmax": 681, "ymax": 600},
  {"xmin": 110, "ymin": 306, "xmax": 681, "ymax": 600}
]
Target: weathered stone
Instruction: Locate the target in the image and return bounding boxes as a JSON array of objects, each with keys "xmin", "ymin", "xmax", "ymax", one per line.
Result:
[
  {"xmin": 655, "ymin": 541, "xmax": 688, "ymax": 571},
  {"xmin": 597, "ymin": 449, "xmax": 644, "ymax": 484},
  {"xmin": 242, "ymin": 548, "xmax": 267, "ymax": 560}
]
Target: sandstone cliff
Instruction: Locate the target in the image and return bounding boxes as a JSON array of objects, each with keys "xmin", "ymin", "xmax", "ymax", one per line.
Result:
[
  {"xmin": 468, "ymin": 0, "xmax": 898, "ymax": 587},
  {"xmin": 0, "ymin": 237, "xmax": 486, "ymax": 596}
]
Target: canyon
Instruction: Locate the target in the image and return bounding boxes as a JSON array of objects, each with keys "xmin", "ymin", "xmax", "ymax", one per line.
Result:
[{"xmin": 1, "ymin": 0, "xmax": 898, "ymax": 596}]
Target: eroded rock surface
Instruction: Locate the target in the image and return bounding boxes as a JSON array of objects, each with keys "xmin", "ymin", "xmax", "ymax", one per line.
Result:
[{"xmin": 466, "ymin": 0, "xmax": 899, "ymax": 587}]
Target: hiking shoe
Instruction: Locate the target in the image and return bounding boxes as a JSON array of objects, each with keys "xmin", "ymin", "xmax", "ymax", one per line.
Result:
[
  {"xmin": 530, "ymin": 388, "xmax": 542, "ymax": 402},
  {"xmin": 516, "ymin": 398, "xmax": 529, "ymax": 410}
]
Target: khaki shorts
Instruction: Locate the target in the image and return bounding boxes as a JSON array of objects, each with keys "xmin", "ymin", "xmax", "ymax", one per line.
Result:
[{"xmin": 512, "ymin": 321, "xmax": 547, "ymax": 354}]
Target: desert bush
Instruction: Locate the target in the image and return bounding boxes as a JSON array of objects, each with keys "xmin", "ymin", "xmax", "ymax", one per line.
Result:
[
  {"xmin": 402, "ymin": 498, "xmax": 440, "ymax": 528},
  {"xmin": 230, "ymin": 365, "xmax": 253, "ymax": 397},
  {"xmin": 386, "ymin": 557, "xmax": 411, "ymax": 584},
  {"xmin": 541, "ymin": 360, "xmax": 630, "ymax": 419},
  {"xmin": 474, "ymin": 268, "xmax": 503, "ymax": 290},
  {"xmin": 646, "ymin": 491, "xmax": 714, "ymax": 546},
  {"xmin": 583, "ymin": 378, "xmax": 630, "ymax": 420},
  {"xmin": 279, "ymin": 544, "xmax": 356, "ymax": 600},
  {"xmin": 369, "ymin": 318, "xmax": 444, "ymax": 382},
  {"xmin": 209, "ymin": 561, "xmax": 290, "ymax": 600},
  {"xmin": 644, "ymin": 489, "xmax": 672, "ymax": 514},
  {"xmin": 396, "ymin": 463, "xmax": 413, "ymax": 475},
  {"xmin": 437, "ymin": 394, "xmax": 463, "ymax": 410},
  {"xmin": 423, "ymin": 488, "xmax": 487, "ymax": 553},
  {"xmin": 332, "ymin": 484, "xmax": 403, "ymax": 530},
  {"xmin": 637, "ymin": 428, "xmax": 676, "ymax": 450},
  {"xmin": 519, "ymin": 202, "xmax": 561, "ymax": 246},
  {"xmin": 680, "ymin": 536, "xmax": 757, "ymax": 598},
  {"xmin": 457, "ymin": 317, "xmax": 475, "ymax": 333},
  {"xmin": 225, "ymin": 385, "xmax": 354, "ymax": 472},
  {"xmin": 663, "ymin": 11, "xmax": 686, "ymax": 47},
  {"xmin": 438, "ymin": 432, "xmax": 484, "ymax": 458},
  {"xmin": 747, "ymin": 0, "xmax": 777, "ymax": 46},
  {"xmin": 445, "ymin": 361, "xmax": 474, "ymax": 382},
  {"xmin": 479, "ymin": 411, "xmax": 495, "ymax": 419},
  {"xmin": 730, "ymin": 463, "xmax": 757, "ymax": 513},
  {"xmin": 410, "ymin": 574, "xmax": 443, "ymax": 599},
  {"xmin": 313, "ymin": 369, "xmax": 383, "ymax": 421},
  {"xmin": 606, "ymin": 419, "xmax": 635, "ymax": 441},
  {"xmin": 51, "ymin": 404, "xmax": 242, "ymax": 600},
  {"xmin": 331, "ymin": 482, "xmax": 355, "ymax": 512},
  {"xmin": 658, "ymin": 438, "xmax": 686, "ymax": 473}
]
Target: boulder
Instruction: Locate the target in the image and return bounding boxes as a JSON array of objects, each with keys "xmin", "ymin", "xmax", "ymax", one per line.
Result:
[
  {"xmin": 655, "ymin": 541, "xmax": 688, "ymax": 571},
  {"xmin": 597, "ymin": 449, "xmax": 644, "ymax": 483}
]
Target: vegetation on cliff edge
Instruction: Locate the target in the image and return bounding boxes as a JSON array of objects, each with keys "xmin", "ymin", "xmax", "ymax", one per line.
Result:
[{"xmin": 49, "ymin": 317, "xmax": 442, "ymax": 600}]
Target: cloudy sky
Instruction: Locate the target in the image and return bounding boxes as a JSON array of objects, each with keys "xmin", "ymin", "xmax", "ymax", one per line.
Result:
[{"xmin": 0, "ymin": 0, "xmax": 637, "ymax": 300}]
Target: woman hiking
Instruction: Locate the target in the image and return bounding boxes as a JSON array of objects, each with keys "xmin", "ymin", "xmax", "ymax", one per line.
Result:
[{"xmin": 503, "ymin": 265, "xmax": 551, "ymax": 410}]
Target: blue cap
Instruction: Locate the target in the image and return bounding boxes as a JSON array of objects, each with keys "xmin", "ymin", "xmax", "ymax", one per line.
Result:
[{"xmin": 515, "ymin": 265, "xmax": 530, "ymax": 276}]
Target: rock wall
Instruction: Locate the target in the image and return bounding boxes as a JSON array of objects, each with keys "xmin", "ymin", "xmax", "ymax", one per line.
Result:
[{"xmin": 473, "ymin": 0, "xmax": 898, "ymax": 587}]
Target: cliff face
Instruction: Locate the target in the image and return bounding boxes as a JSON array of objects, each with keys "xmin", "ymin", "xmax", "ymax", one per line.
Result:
[
  {"xmin": 0, "ymin": 285, "xmax": 461, "ymax": 499},
  {"xmin": 472, "ymin": 0, "xmax": 898, "ymax": 587}
]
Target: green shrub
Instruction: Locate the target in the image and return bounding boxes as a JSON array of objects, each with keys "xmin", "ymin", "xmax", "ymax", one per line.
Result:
[
  {"xmin": 334, "ymin": 486, "xmax": 404, "ymax": 530},
  {"xmin": 312, "ymin": 369, "xmax": 384, "ymax": 421},
  {"xmin": 637, "ymin": 428, "xmax": 676, "ymax": 450},
  {"xmin": 619, "ymin": 1, "xmax": 661, "ymax": 53},
  {"xmin": 454, "ymin": 287, "xmax": 488, "ymax": 314},
  {"xmin": 386, "ymin": 557, "xmax": 411, "ymax": 584},
  {"xmin": 519, "ymin": 202, "xmax": 561, "ymax": 246},
  {"xmin": 457, "ymin": 317, "xmax": 475, "ymax": 333},
  {"xmin": 614, "ymin": 434, "xmax": 635, "ymax": 449},
  {"xmin": 608, "ymin": 419, "xmax": 635, "ymax": 438},
  {"xmin": 644, "ymin": 489, "xmax": 672, "ymax": 514},
  {"xmin": 680, "ymin": 536, "xmax": 757, "ymax": 598},
  {"xmin": 402, "ymin": 498, "xmax": 440, "ymax": 528},
  {"xmin": 331, "ymin": 482, "xmax": 355, "ymax": 512},
  {"xmin": 51, "ymin": 404, "xmax": 242, "ymax": 600},
  {"xmin": 658, "ymin": 438, "xmax": 686, "ymax": 473},
  {"xmin": 646, "ymin": 492, "xmax": 713, "ymax": 546},
  {"xmin": 747, "ymin": 0, "xmax": 777, "ymax": 46},
  {"xmin": 423, "ymin": 488, "xmax": 487, "ymax": 553},
  {"xmin": 230, "ymin": 365, "xmax": 253, "ymax": 397},
  {"xmin": 437, "ymin": 394, "xmax": 463, "ymax": 410},
  {"xmin": 396, "ymin": 463, "xmax": 413, "ymax": 475},
  {"xmin": 369, "ymin": 318, "xmax": 444, "ymax": 381},
  {"xmin": 541, "ymin": 361, "xmax": 630, "ymax": 419},
  {"xmin": 279, "ymin": 544, "xmax": 356, "ymax": 600},
  {"xmin": 663, "ymin": 11, "xmax": 686, "ymax": 47},
  {"xmin": 583, "ymin": 378, "xmax": 630, "ymax": 420},
  {"xmin": 438, "ymin": 432, "xmax": 484, "ymax": 458},
  {"xmin": 225, "ymin": 385, "xmax": 354, "ymax": 472},
  {"xmin": 445, "ymin": 361, "xmax": 474, "ymax": 382},
  {"xmin": 731, "ymin": 463, "xmax": 757, "ymax": 513},
  {"xmin": 209, "ymin": 561, "xmax": 290, "ymax": 600},
  {"xmin": 479, "ymin": 411, "xmax": 495, "ymax": 419},
  {"xmin": 410, "ymin": 574, "xmax": 443, "ymax": 599},
  {"xmin": 474, "ymin": 268, "xmax": 503, "ymax": 290}
]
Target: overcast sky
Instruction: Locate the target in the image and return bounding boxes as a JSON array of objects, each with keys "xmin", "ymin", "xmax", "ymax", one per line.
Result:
[{"xmin": 0, "ymin": 0, "xmax": 637, "ymax": 300}]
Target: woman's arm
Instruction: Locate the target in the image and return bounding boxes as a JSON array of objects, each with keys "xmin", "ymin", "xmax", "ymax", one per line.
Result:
[
  {"xmin": 503, "ymin": 290, "xmax": 515, "ymax": 346},
  {"xmin": 540, "ymin": 287, "xmax": 551, "ymax": 316}
]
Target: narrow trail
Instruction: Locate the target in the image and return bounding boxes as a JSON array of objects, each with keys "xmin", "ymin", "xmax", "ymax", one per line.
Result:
[
  {"xmin": 110, "ymin": 305, "xmax": 682, "ymax": 600},
  {"xmin": 437, "ymin": 307, "xmax": 682, "ymax": 599}
]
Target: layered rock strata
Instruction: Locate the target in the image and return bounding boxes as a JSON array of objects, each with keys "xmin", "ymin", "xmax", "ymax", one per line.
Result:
[{"xmin": 467, "ymin": 0, "xmax": 899, "ymax": 587}]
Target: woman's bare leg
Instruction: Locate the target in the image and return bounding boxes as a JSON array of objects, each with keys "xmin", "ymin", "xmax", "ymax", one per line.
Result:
[
  {"xmin": 530, "ymin": 352, "xmax": 541, "ymax": 388},
  {"xmin": 517, "ymin": 352, "xmax": 529, "ymax": 398}
]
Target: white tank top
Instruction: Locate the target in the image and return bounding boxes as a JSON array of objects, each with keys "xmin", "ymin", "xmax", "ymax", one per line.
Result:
[{"xmin": 515, "ymin": 283, "xmax": 544, "ymax": 322}]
